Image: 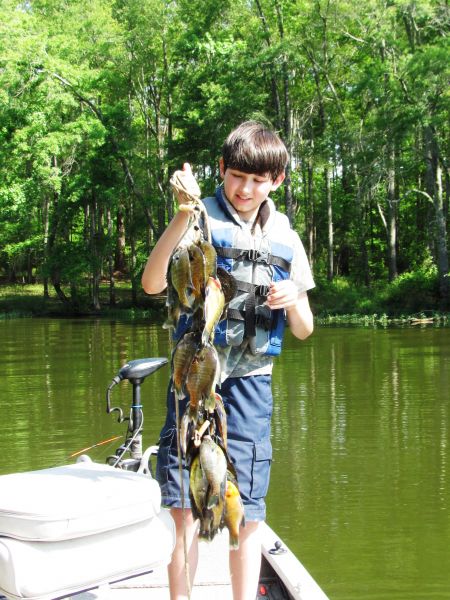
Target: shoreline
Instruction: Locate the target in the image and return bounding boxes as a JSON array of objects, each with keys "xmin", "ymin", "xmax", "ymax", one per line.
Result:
[{"xmin": 1, "ymin": 282, "xmax": 448, "ymax": 326}]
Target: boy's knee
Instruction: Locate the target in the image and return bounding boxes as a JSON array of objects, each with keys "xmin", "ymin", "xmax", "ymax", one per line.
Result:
[{"xmin": 170, "ymin": 507, "xmax": 197, "ymax": 533}]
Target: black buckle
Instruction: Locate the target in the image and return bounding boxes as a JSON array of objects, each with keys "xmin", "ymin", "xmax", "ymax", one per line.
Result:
[
  {"xmin": 246, "ymin": 249, "xmax": 271, "ymax": 264},
  {"xmin": 255, "ymin": 284, "xmax": 270, "ymax": 297},
  {"xmin": 246, "ymin": 249, "xmax": 259, "ymax": 261}
]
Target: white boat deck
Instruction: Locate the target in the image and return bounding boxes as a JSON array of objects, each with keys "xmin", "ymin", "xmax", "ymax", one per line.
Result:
[
  {"xmin": 72, "ymin": 525, "xmax": 330, "ymax": 600},
  {"xmin": 73, "ymin": 529, "xmax": 232, "ymax": 599}
]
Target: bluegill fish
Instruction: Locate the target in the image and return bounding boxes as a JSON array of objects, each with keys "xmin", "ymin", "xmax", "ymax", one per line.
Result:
[
  {"xmin": 224, "ymin": 477, "xmax": 245, "ymax": 550},
  {"xmin": 212, "ymin": 392, "xmax": 227, "ymax": 451},
  {"xmin": 186, "ymin": 344, "xmax": 220, "ymax": 422},
  {"xmin": 189, "ymin": 453, "xmax": 208, "ymax": 522},
  {"xmin": 216, "ymin": 266, "xmax": 237, "ymax": 306},
  {"xmin": 197, "ymin": 239, "xmax": 217, "ymax": 279},
  {"xmin": 202, "ymin": 277, "xmax": 225, "ymax": 346},
  {"xmin": 172, "ymin": 332, "xmax": 199, "ymax": 397},
  {"xmin": 170, "ymin": 247, "xmax": 194, "ymax": 309},
  {"xmin": 188, "ymin": 243, "xmax": 206, "ymax": 303},
  {"xmin": 199, "ymin": 436, "xmax": 227, "ymax": 509},
  {"xmin": 189, "ymin": 450, "xmax": 224, "ymax": 541}
]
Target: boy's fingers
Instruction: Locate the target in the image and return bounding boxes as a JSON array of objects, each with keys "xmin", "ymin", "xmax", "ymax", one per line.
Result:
[
  {"xmin": 267, "ymin": 281, "xmax": 298, "ymax": 308},
  {"xmin": 170, "ymin": 164, "xmax": 200, "ymax": 204}
]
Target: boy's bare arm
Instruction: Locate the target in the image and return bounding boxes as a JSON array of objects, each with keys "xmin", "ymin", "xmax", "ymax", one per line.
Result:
[
  {"xmin": 285, "ymin": 293, "xmax": 314, "ymax": 340},
  {"xmin": 141, "ymin": 210, "xmax": 191, "ymax": 294},
  {"xmin": 267, "ymin": 281, "xmax": 314, "ymax": 340}
]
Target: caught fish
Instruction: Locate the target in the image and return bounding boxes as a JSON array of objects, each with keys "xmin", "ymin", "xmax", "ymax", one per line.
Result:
[
  {"xmin": 224, "ymin": 477, "xmax": 245, "ymax": 550},
  {"xmin": 217, "ymin": 266, "xmax": 237, "ymax": 305},
  {"xmin": 188, "ymin": 243, "xmax": 206, "ymax": 303},
  {"xmin": 180, "ymin": 408, "xmax": 211, "ymax": 457},
  {"xmin": 212, "ymin": 392, "xmax": 227, "ymax": 451},
  {"xmin": 189, "ymin": 453, "xmax": 208, "ymax": 520},
  {"xmin": 163, "ymin": 260, "xmax": 184, "ymax": 330},
  {"xmin": 185, "ymin": 344, "xmax": 220, "ymax": 422},
  {"xmin": 197, "ymin": 239, "xmax": 217, "ymax": 279},
  {"xmin": 204, "ymin": 492, "xmax": 224, "ymax": 540},
  {"xmin": 179, "ymin": 407, "xmax": 192, "ymax": 457},
  {"xmin": 199, "ymin": 436, "xmax": 227, "ymax": 509},
  {"xmin": 166, "ymin": 166, "xmax": 243, "ymax": 546},
  {"xmin": 189, "ymin": 451, "xmax": 223, "ymax": 541},
  {"xmin": 170, "ymin": 247, "xmax": 195, "ymax": 309},
  {"xmin": 202, "ymin": 276, "xmax": 225, "ymax": 346},
  {"xmin": 172, "ymin": 332, "xmax": 199, "ymax": 396}
]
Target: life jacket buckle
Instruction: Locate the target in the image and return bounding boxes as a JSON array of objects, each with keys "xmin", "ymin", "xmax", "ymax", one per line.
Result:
[
  {"xmin": 255, "ymin": 284, "xmax": 270, "ymax": 297},
  {"xmin": 247, "ymin": 249, "xmax": 271, "ymax": 264},
  {"xmin": 246, "ymin": 249, "xmax": 259, "ymax": 261}
]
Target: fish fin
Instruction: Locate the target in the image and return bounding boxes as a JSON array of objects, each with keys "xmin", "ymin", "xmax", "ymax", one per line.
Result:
[
  {"xmin": 229, "ymin": 535, "xmax": 240, "ymax": 551},
  {"xmin": 188, "ymin": 404, "xmax": 199, "ymax": 424},
  {"xmin": 213, "ymin": 394, "xmax": 227, "ymax": 450},
  {"xmin": 188, "ymin": 492, "xmax": 202, "ymax": 522},
  {"xmin": 206, "ymin": 493, "xmax": 219, "ymax": 509},
  {"xmin": 207, "ymin": 478, "xmax": 226, "ymax": 509},
  {"xmin": 205, "ymin": 393, "xmax": 215, "ymax": 413},
  {"xmin": 179, "ymin": 408, "xmax": 191, "ymax": 457}
]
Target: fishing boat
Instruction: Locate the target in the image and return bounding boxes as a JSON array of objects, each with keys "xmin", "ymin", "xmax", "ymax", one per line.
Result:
[{"xmin": 0, "ymin": 358, "xmax": 329, "ymax": 600}]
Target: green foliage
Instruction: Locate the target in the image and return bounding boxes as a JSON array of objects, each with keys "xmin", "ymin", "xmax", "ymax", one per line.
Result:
[
  {"xmin": 311, "ymin": 263, "xmax": 441, "ymax": 318},
  {"xmin": 378, "ymin": 262, "xmax": 440, "ymax": 313},
  {"xmin": 0, "ymin": 0, "xmax": 448, "ymax": 313}
]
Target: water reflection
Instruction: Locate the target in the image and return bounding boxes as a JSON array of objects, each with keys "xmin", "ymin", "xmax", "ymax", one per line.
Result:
[
  {"xmin": 270, "ymin": 326, "xmax": 450, "ymax": 599},
  {"xmin": 1, "ymin": 320, "xmax": 449, "ymax": 599}
]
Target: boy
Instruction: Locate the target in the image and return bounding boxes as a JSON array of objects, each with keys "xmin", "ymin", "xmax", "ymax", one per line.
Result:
[{"xmin": 142, "ymin": 121, "xmax": 314, "ymax": 600}]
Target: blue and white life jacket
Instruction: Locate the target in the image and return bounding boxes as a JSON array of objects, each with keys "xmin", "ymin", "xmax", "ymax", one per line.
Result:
[{"xmin": 202, "ymin": 186, "xmax": 293, "ymax": 357}]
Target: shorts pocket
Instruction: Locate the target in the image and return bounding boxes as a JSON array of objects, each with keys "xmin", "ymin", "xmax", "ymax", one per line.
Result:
[{"xmin": 251, "ymin": 439, "xmax": 273, "ymax": 499}]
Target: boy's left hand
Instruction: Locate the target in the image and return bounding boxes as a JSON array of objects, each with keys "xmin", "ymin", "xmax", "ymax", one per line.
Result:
[{"xmin": 266, "ymin": 280, "xmax": 299, "ymax": 310}]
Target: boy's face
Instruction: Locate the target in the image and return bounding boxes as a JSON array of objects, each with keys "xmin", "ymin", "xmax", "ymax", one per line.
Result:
[{"xmin": 219, "ymin": 158, "xmax": 285, "ymax": 220}]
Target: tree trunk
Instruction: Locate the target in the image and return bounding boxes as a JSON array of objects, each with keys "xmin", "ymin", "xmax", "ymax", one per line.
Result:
[
  {"xmin": 325, "ymin": 165, "xmax": 334, "ymax": 281},
  {"xmin": 306, "ymin": 152, "xmax": 315, "ymax": 266},
  {"xmin": 107, "ymin": 208, "xmax": 116, "ymax": 307},
  {"xmin": 115, "ymin": 206, "xmax": 126, "ymax": 273},
  {"xmin": 424, "ymin": 125, "xmax": 449, "ymax": 302},
  {"xmin": 387, "ymin": 142, "xmax": 398, "ymax": 282},
  {"xmin": 128, "ymin": 198, "xmax": 138, "ymax": 305},
  {"xmin": 254, "ymin": 0, "xmax": 282, "ymax": 130},
  {"xmin": 42, "ymin": 194, "xmax": 50, "ymax": 298},
  {"xmin": 90, "ymin": 193, "xmax": 101, "ymax": 311}
]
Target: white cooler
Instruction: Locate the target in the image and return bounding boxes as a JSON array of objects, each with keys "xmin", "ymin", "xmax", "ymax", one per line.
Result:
[{"xmin": 0, "ymin": 462, "xmax": 175, "ymax": 600}]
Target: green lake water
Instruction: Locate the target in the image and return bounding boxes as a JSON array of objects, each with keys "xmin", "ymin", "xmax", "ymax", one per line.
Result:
[{"xmin": 1, "ymin": 318, "xmax": 449, "ymax": 599}]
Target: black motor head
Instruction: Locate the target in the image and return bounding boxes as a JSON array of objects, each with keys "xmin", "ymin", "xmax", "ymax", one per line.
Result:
[{"xmin": 118, "ymin": 358, "xmax": 168, "ymax": 383}]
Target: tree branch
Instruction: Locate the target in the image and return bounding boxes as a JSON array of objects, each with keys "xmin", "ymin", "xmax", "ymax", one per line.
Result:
[{"xmin": 49, "ymin": 70, "xmax": 158, "ymax": 236}]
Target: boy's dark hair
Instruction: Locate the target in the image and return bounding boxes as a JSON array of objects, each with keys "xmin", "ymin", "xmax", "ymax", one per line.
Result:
[{"xmin": 222, "ymin": 121, "xmax": 289, "ymax": 182}]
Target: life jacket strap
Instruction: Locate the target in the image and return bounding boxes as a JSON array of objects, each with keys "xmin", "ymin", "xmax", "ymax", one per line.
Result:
[
  {"xmin": 226, "ymin": 308, "xmax": 273, "ymax": 331},
  {"xmin": 215, "ymin": 247, "xmax": 291, "ymax": 273},
  {"xmin": 235, "ymin": 280, "xmax": 271, "ymax": 298}
]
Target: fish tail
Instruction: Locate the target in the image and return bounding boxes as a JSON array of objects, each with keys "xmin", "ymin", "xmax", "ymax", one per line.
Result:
[
  {"xmin": 201, "ymin": 327, "xmax": 212, "ymax": 346},
  {"xmin": 188, "ymin": 403, "xmax": 199, "ymax": 424},
  {"xmin": 229, "ymin": 534, "xmax": 240, "ymax": 551},
  {"xmin": 207, "ymin": 494, "xmax": 220, "ymax": 509},
  {"xmin": 179, "ymin": 408, "xmax": 191, "ymax": 457}
]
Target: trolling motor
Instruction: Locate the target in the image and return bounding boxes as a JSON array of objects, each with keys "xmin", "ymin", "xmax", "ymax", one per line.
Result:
[{"xmin": 106, "ymin": 358, "xmax": 168, "ymax": 471}]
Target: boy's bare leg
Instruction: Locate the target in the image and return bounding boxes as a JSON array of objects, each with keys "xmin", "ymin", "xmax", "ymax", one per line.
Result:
[
  {"xmin": 229, "ymin": 521, "xmax": 262, "ymax": 600},
  {"xmin": 168, "ymin": 508, "xmax": 199, "ymax": 600}
]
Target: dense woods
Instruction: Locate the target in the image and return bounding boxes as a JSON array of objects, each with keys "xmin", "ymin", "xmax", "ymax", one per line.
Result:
[{"xmin": 1, "ymin": 0, "xmax": 448, "ymax": 311}]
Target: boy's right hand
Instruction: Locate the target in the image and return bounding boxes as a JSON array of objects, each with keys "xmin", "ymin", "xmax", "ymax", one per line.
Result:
[{"xmin": 170, "ymin": 163, "xmax": 201, "ymax": 207}]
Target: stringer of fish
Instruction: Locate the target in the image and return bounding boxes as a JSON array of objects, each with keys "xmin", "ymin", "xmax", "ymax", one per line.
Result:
[{"xmin": 165, "ymin": 169, "xmax": 245, "ymax": 549}]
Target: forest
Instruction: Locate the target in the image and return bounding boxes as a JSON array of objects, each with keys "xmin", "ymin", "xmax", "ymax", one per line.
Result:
[{"xmin": 0, "ymin": 0, "xmax": 448, "ymax": 315}]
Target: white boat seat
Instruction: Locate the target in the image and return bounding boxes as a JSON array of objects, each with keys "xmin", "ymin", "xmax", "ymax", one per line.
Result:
[{"xmin": 0, "ymin": 462, "xmax": 175, "ymax": 600}]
